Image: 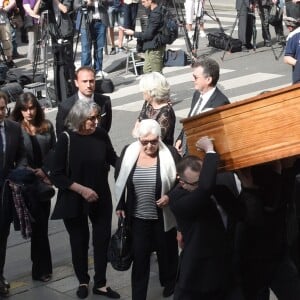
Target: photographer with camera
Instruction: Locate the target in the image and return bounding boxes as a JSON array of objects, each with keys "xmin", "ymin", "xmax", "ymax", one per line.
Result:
[{"xmin": 74, "ymin": 0, "xmax": 109, "ymax": 78}]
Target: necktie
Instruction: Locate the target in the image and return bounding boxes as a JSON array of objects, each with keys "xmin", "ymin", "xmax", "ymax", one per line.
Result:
[
  {"xmin": 190, "ymin": 95, "xmax": 203, "ymax": 117},
  {"xmin": 181, "ymin": 95, "xmax": 203, "ymax": 156}
]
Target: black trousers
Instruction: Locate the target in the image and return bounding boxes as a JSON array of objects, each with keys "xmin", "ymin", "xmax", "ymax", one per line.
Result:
[
  {"xmin": 0, "ymin": 221, "xmax": 10, "ymax": 277},
  {"xmin": 258, "ymin": 4, "xmax": 283, "ymax": 42},
  {"xmin": 30, "ymin": 199, "xmax": 52, "ymax": 278},
  {"xmin": 237, "ymin": 6, "xmax": 253, "ymax": 45},
  {"xmin": 63, "ymin": 201, "xmax": 112, "ymax": 287},
  {"xmin": 131, "ymin": 217, "xmax": 178, "ymax": 300},
  {"xmin": 241, "ymin": 256, "xmax": 300, "ymax": 300}
]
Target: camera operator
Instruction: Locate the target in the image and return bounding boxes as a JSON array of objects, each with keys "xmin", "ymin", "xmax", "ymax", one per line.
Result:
[
  {"xmin": 74, "ymin": 0, "xmax": 109, "ymax": 78},
  {"xmin": 35, "ymin": 0, "xmax": 76, "ymax": 102}
]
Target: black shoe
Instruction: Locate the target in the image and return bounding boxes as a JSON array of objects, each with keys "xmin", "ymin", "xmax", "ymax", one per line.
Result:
[
  {"xmin": 244, "ymin": 43, "xmax": 253, "ymax": 50},
  {"xmin": 93, "ymin": 286, "xmax": 120, "ymax": 298},
  {"xmin": 6, "ymin": 60, "xmax": 17, "ymax": 68},
  {"xmin": 76, "ymin": 284, "xmax": 89, "ymax": 299},
  {"xmin": 110, "ymin": 47, "xmax": 116, "ymax": 55},
  {"xmin": 0, "ymin": 276, "xmax": 9, "ymax": 297},
  {"xmin": 12, "ymin": 53, "xmax": 25, "ymax": 59},
  {"xmin": 0, "ymin": 276, "xmax": 10, "ymax": 289},
  {"xmin": 163, "ymin": 284, "xmax": 174, "ymax": 297},
  {"xmin": 118, "ymin": 46, "xmax": 127, "ymax": 53},
  {"xmin": 32, "ymin": 274, "xmax": 52, "ymax": 282},
  {"xmin": 264, "ymin": 40, "xmax": 272, "ymax": 47}
]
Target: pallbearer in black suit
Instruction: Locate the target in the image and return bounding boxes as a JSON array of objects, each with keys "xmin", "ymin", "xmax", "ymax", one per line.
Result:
[
  {"xmin": 168, "ymin": 138, "xmax": 243, "ymax": 300},
  {"xmin": 55, "ymin": 66, "xmax": 112, "ymax": 137},
  {"xmin": 0, "ymin": 91, "xmax": 27, "ymax": 297}
]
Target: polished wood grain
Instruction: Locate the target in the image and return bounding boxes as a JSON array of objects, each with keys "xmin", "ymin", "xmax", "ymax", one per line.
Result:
[{"xmin": 181, "ymin": 84, "xmax": 300, "ymax": 171}]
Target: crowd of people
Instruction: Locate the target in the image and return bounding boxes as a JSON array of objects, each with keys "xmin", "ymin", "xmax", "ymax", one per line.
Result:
[{"xmin": 1, "ymin": 0, "xmax": 300, "ymax": 300}]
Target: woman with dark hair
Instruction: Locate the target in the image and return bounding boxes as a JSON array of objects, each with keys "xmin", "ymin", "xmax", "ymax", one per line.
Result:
[
  {"xmin": 50, "ymin": 100, "xmax": 120, "ymax": 299},
  {"xmin": 11, "ymin": 92, "xmax": 56, "ymax": 282}
]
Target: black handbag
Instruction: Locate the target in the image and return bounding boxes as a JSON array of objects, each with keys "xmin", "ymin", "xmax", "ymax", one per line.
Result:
[
  {"xmin": 207, "ymin": 32, "xmax": 242, "ymax": 53},
  {"xmin": 164, "ymin": 49, "xmax": 188, "ymax": 67},
  {"xmin": 108, "ymin": 216, "xmax": 132, "ymax": 271},
  {"xmin": 268, "ymin": 4, "xmax": 283, "ymax": 26}
]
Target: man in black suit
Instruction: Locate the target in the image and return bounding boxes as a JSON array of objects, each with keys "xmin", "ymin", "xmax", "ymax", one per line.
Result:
[
  {"xmin": 175, "ymin": 58, "xmax": 229, "ymax": 156},
  {"xmin": 168, "ymin": 138, "xmax": 243, "ymax": 300},
  {"xmin": 0, "ymin": 91, "xmax": 27, "ymax": 297},
  {"xmin": 175, "ymin": 58, "xmax": 239, "ymax": 196},
  {"xmin": 55, "ymin": 66, "xmax": 112, "ymax": 136}
]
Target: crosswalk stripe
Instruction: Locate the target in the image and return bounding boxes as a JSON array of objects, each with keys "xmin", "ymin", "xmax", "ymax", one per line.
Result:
[
  {"xmin": 111, "ymin": 68, "xmax": 235, "ymax": 102},
  {"xmin": 220, "ymin": 73, "xmax": 284, "ymax": 90}
]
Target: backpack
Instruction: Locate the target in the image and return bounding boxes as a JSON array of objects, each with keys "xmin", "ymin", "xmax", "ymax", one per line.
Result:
[{"xmin": 158, "ymin": 6, "xmax": 179, "ymax": 45}]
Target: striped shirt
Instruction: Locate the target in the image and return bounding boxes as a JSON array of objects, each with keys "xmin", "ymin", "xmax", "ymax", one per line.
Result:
[{"xmin": 132, "ymin": 165, "xmax": 158, "ymax": 220}]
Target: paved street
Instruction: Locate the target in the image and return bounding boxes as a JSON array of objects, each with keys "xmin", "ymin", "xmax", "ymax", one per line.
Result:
[{"xmin": 2, "ymin": 0, "xmax": 286, "ymax": 298}]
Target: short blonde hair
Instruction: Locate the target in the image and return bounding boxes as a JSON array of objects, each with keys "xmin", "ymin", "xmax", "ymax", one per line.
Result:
[{"xmin": 139, "ymin": 72, "xmax": 170, "ymax": 104}]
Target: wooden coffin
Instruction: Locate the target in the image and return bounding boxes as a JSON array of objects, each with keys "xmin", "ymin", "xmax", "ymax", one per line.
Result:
[{"xmin": 181, "ymin": 84, "xmax": 300, "ymax": 171}]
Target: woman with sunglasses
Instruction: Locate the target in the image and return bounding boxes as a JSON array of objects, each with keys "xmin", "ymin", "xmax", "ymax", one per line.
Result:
[
  {"xmin": 115, "ymin": 119, "xmax": 180, "ymax": 300},
  {"xmin": 132, "ymin": 72, "xmax": 176, "ymax": 146},
  {"xmin": 11, "ymin": 92, "xmax": 56, "ymax": 282},
  {"xmin": 50, "ymin": 100, "xmax": 120, "ymax": 299}
]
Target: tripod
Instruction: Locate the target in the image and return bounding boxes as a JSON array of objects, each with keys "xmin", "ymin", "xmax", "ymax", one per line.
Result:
[
  {"xmin": 31, "ymin": 10, "xmax": 53, "ymax": 107},
  {"xmin": 171, "ymin": 0, "xmax": 194, "ymax": 60}
]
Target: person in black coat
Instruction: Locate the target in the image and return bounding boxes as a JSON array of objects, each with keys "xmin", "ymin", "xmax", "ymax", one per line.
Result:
[
  {"xmin": 51, "ymin": 100, "xmax": 120, "ymax": 299},
  {"xmin": 0, "ymin": 91, "xmax": 27, "ymax": 297},
  {"xmin": 55, "ymin": 66, "xmax": 112, "ymax": 137},
  {"xmin": 120, "ymin": 0, "xmax": 165, "ymax": 73},
  {"xmin": 168, "ymin": 138, "xmax": 243, "ymax": 300}
]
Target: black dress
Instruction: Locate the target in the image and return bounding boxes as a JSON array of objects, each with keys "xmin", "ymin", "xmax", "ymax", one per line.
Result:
[
  {"xmin": 138, "ymin": 101, "xmax": 176, "ymax": 146},
  {"xmin": 51, "ymin": 127, "xmax": 118, "ymax": 287}
]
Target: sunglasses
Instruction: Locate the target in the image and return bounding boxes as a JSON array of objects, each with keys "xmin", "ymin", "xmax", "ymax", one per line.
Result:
[
  {"xmin": 139, "ymin": 139, "xmax": 159, "ymax": 146},
  {"xmin": 86, "ymin": 114, "xmax": 100, "ymax": 122},
  {"xmin": 179, "ymin": 178, "xmax": 198, "ymax": 186}
]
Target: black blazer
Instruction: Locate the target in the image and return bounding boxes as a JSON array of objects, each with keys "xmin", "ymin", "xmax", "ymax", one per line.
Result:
[
  {"xmin": 3, "ymin": 119, "xmax": 27, "ymax": 178},
  {"xmin": 134, "ymin": 5, "xmax": 163, "ymax": 50},
  {"xmin": 176, "ymin": 87, "xmax": 229, "ymax": 142},
  {"xmin": 55, "ymin": 92, "xmax": 112, "ymax": 136},
  {"xmin": 169, "ymin": 153, "xmax": 240, "ymax": 293}
]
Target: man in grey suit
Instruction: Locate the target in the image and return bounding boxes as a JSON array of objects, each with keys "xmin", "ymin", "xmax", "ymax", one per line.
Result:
[{"xmin": 0, "ymin": 91, "xmax": 27, "ymax": 297}]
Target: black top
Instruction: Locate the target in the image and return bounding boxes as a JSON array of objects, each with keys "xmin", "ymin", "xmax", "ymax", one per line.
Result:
[
  {"xmin": 51, "ymin": 127, "xmax": 118, "ymax": 218},
  {"xmin": 138, "ymin": 101, "xmax": 175, "ymax": 145},
  {"xmin": 134, "ymin": 5, "xmax": 163, "ymax": 50}
]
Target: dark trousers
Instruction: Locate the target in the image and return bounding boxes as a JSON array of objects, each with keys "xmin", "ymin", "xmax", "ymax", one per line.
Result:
[
  {"xmin": 30, "ymin": 200, "xmax": 52, "ymax": 278},
  {"xmin": 237, "ymin": 6, "xmax": 253, "ymax": 45},
  {"xmin": 258, "ymin": 4, "xmax": 283, "ymax": 42},
  {"xmin": 241, "ymin": 257, "xmax": 300, "ymax": 300},
  {"xmin": 0, "ymin": 221, "xmax": 10, "ymax": 277},
  {"xmin": 124, "ymin": 3, "xmax": 139, "ymax": 30},
  {"xmin": 131, "ymin": 217, "xmax": 178, "ymax": 300},
  {"xmin": 63, "ymin": 202, "xmax": 112, "ymax": 287}
]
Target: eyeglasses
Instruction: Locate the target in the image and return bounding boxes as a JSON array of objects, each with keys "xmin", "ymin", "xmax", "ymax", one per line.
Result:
[
  {"xmin": 139, "ymin": 139, "xmax": 159, "ymax": 146},
  {"xmin": 86, "ymin": 114, "xmax": 100, "ymax": 122},
  {"xmin": 179, "ymin": 178, "xmax": 199, "ymax": 186}
]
